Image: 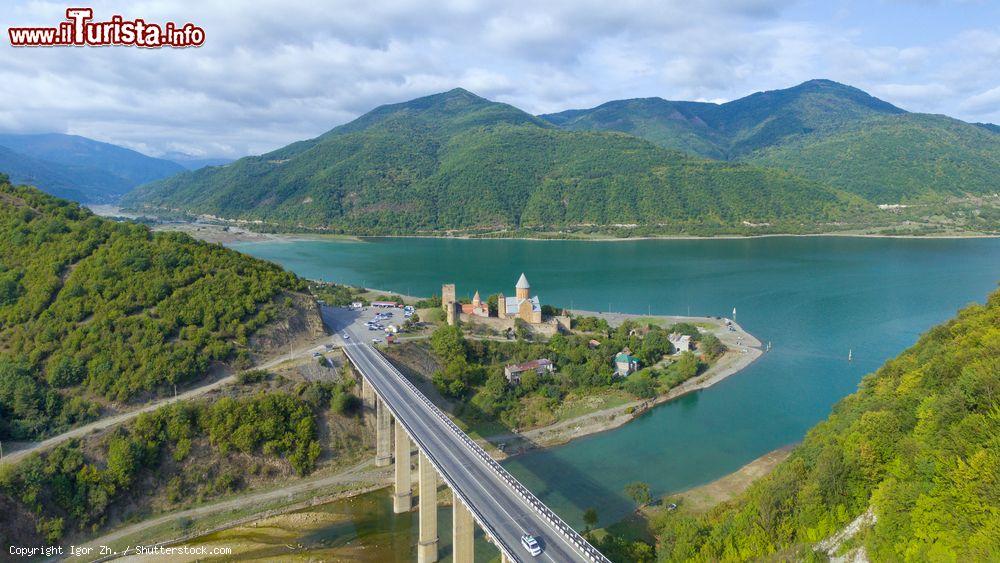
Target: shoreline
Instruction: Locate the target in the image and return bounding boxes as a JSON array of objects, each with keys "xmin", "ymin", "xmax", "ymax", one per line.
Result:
[
  {"xmin": 340, "ymin": 230, "xmax": 1000, "ymax": 242},
  {"xmin": 483, "ymin": 312, "xmax": 764, "ymax": 456},
  {"xmin": 487, "ymin": 346, "xmax": 764, "ymax": 455},
  {"xmin": 228, "ymin": 229, "xmax": 1000, "ymax": 245},
  {"xmin": 109, "ymin": 212, "xmax": 1000, "ymax": 246}
]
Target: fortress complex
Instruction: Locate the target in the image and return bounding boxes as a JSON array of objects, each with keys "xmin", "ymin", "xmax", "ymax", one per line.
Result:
[{"xmin": 441, "ymin": 273, "xmax": 567, "ymax": 334}]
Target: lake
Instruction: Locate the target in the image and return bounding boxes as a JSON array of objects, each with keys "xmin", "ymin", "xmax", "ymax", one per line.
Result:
[{"xmin": 230, "ymin": 235, "xmax": 1000, "ymax": 528}]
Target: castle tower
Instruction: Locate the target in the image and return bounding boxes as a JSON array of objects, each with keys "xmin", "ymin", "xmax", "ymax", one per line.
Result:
[
  {"xmin": 442, "ymin": 284, "xmax": 456, "ymax": 311},
  {"xmin": 472, "ymin": 290, "xmax": 481, "ymax": 307},
  {"xmin": 515, "ymin": 273, "xmax": 530, "ymax": 300}
]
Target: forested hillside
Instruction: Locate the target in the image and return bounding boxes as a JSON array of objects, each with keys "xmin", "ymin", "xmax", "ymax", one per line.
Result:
[
  {"xmin": 0, "ymin": 179, "xmax": 312, "ymax": 441},
  {"xmin": 650, "ymin": 287, "xmax": 1000, "ymax": 561},
  {"xmin": 0, "ymin": 372, "xmax": 365, "ymax": 545},
  {"xmin": 123, "ymin": 88, "xmax": 868, "ymax": 234},
  {"xmin": 745, "ymin": 113, "xmax": 1000, "ymax": 201},
  {"xmin": 126, "ymin": 89, "xmax": 866, "ymax": 233},
  {"xmin": 540, "ymin": 80, "xmax": 905, "ymax": 159},
  {"xmin": 125, "ymin": 82, "xmax": 999, "ymax": 233},
  {"xmin": 542, "ymin": 80, "xmax": 998, "ymax": 205}
]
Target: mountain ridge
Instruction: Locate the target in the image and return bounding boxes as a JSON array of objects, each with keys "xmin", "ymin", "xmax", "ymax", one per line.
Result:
[
  {"xmin": 0, "ymin": 133, "xmax": 186, "ymax": 203},
  {"xmin": 123, "ymin": 86, "xmax": 869, "ymax": 234},
  {"xmin": 123, "ymin": 79, "xmax": 998, "ymax": 234},
  {"xmin": 539, "ymin": 79, "xmax": 908, "ymax": 159}
]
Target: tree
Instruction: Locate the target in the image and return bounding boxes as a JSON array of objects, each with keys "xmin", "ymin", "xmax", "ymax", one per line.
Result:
[
  {"xmin": 520, "ymin": 370, "xmax": 540, "ymax": 392},
  {"xmin": 639, "ymin": 328, "xmax": 672, "ymax": 365},
  {"xmin": 699, "ymin": 332, "xmax": 725, "ymax": 360},
  {"xmin": 624, "ymin": 481, "xmax": 652, "ymax": 509},
  {"xmin": 430, "ymin": 325, "xmax": 466, "ymax": 361},
  {"xmin": 624, "ymin": 371, "xmax": 657, "ymax": 399},
  {"xmin": 514, "ymin": 318, "xmax": 532, "ymax": 341},
  {"xmin": 673, "ymin": 351, "xmax": 700, "ymax": 380},
  {"xmin": 583, "ymin": 507, "xmax": 599, "ymax": 530}
]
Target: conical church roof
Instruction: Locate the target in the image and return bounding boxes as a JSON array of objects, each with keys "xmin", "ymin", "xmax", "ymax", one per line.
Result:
[{"xmin": 516, "ymin": 273, "xmax": 530, "ymax": 289}]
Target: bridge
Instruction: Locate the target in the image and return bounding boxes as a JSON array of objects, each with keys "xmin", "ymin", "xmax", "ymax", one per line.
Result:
[{"xmin": 340, "ymin": 330, "xmax": 610, "ymax": 563}]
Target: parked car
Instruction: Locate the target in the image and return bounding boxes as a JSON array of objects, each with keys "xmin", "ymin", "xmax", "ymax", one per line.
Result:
[{"xmin": 372, "ymin": 337, "xmax": 382, "ymax": 343}]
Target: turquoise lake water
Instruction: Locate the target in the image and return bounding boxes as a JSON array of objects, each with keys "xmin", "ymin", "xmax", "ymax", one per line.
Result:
[{"xmin": 230, "ymin": 236, "xmax": 1000, "ymax": 527}]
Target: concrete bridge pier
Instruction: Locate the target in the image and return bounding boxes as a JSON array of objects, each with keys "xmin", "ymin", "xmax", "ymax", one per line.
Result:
[
  {"xmin": 394, "ymin": 419, "xmax": 413, "ymax": 513},
  {"xmin": 376, "ymin": 397, "xmax": 393, "ymax": 467},
  {"xmin": 453, "ymin": 493, "xmax": 475, "ymax": 563},
  {"xmin": 361, "ymin": 376, "xmax": 376, "ymax": 410},
  {"xmin": 417, "ymin": 451, "xmax": 439, "ymax": 563}
]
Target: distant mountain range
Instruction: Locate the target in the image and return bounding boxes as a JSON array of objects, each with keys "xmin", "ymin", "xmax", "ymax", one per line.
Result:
[
  {"xmin": 3, "ymin": 80, "xmax": 993, "ymax": 233},
  {"xmin": 123, "ymin": 87, "xmax": 870, "ymax": 234},
  {"xmin": 161, "ymin": 151, "xmax": 235, "ymax": 170},
  {"xmin": 541, "ymin": 80, "xmax": 1000, "ymax": 202},
  {"xmin": 0, "ymin": 133, "xmax": 232, "ymax": 203},
  {"xmin": 124, "ymin": 79, "xmax": 997, "ymax": 234}
]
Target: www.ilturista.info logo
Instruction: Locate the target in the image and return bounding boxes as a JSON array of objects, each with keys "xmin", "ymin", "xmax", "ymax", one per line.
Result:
[{"xmin": 8, "ymin": 8, "xmax": 205, "ymax": 48}]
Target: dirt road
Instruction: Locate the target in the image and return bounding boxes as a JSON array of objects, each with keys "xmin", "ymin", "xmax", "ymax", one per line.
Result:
[{"xmin": 1, "ymin": 338, "xmax": 333, "ymax": 467}]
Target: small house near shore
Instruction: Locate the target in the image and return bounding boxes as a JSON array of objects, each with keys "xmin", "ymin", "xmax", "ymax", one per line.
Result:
[
  {"xmin": 504, "ymin": 358, "xmax": 555, "ymax": 384},
  {"xmin": 669, "ymin": 333, "xmax": 692, "ymax": 354},
  {"xmin": 614, "ymin": 350, "xmax": 641, "ymax": 377}
]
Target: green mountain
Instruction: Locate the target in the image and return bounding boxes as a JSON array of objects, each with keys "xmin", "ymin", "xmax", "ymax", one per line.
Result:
[
  {"xmin": 0, "ymin": 178, "xmax": 312, "ymax": 441},
  {"xmin": 540, "ymin": 98, "xmax": 728, "ymax": 159},
  {"xmin": 651, "ymin": 286, "xmax": 1000, "ymax": 561},
  {"xmin": 747, "ymin": 113, "xmax": 1000, "ymax": 201},
  {"xmin": 0, "ymin": 133, "xmax": 185, "ymax": 203},
  {"xmin": 542, "ymin": 80, "xmax": 999, "ymax": 204},
  {"xmin": 0, "ymin": 144, "xmax": 95, "ymax": 202},
  {"xmin": 540, "ymin": 80, "xmax": 905, "ymax": 159},
  {"xmin": 124, "ymin": 88, "xmax": 866, "ymax": 234}
]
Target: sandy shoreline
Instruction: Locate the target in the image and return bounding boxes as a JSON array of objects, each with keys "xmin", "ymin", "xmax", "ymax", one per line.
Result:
[
  {"xmin": 336, "ymin": 230, "xmax": 1000, "ymax": 242},
  {"xmin": 222, "ymin": 228, "xmax": 999, "ymax": 244}
]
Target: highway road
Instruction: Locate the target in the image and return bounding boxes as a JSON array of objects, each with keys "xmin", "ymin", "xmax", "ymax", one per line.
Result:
[{"xmin": 324, "ymin": 305, "xmax": 608, "ymax": 563}]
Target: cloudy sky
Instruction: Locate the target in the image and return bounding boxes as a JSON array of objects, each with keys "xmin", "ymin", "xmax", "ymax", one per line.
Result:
[{"xmin": 1, "ymin": 0, "xmax": 997, "ymax": 159}]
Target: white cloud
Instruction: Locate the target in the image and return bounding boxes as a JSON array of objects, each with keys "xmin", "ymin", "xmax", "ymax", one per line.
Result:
[{"xmin": 0, "ymin": 0, "xmax": 996, "ymax": 158}]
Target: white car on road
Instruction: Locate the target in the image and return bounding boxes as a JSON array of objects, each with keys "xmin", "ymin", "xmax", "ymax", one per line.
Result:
[{"xmin": 521, "ymin": 534, "xmax": 542, "ymax": 557}]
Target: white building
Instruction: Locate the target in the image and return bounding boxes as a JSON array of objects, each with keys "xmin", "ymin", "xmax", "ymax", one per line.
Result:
[{"xmin": 669, "ymin": 333, "xmax": 692, "ymax": 354}]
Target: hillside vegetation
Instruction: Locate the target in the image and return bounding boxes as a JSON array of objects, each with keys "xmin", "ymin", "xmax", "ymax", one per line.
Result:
[
  {"xmin": 0, "ymin": 372, "xmax": 364, "ymax": 545},
  {"xmin": 543, "ymin": 80, "xmax": 998, "ymax": 205},
  {"xmin": 647, "ymin": 287, "xmax": 1000, "ymax": 561},
  {"xmin": 746, "ymin": 113, "xmax": 1000, "ymax": 201},
  {"xmin": 540, "ymin": 80, "xmax": 906, "ymax": 160},
  {"xmin": 0, "ymin": 179, "xmax": 309, "ymax": 441},
  {"xmin": 123, "ymin": 89, "xmax": 868, "ymax": 234}
]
